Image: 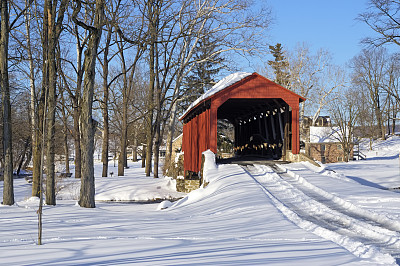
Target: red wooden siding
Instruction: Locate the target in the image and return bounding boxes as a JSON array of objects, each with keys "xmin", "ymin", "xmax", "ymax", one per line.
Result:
[
  {"xmin": 183, "ymin": 108, "xmax": 211, "ymax": 173},
  {"xmin": 181, "ymin": 73, "xmax": 305, "ymax": 173}
]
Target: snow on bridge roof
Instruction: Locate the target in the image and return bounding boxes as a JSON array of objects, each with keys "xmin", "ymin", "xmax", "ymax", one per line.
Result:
[{"xmin": 180, "ymin": 72, "xmax": 252, "ymax": 120}]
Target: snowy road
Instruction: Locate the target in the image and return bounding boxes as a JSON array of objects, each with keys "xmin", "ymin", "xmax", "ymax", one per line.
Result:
[{"xmin": 244, "ymin": 164, "xmax": 400, "ymax": 263}]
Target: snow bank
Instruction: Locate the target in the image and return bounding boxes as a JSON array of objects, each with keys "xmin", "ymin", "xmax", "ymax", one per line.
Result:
[
  {"xmin": 95, "ymin": 176, "xmax": 183, "ymax": 202},
  {"xmin": 359, "ymin": 135, "xmax": 400, "ymax": 158},
  {"xmin": 202, "ymin": 149, "xmax": 217, "ymax": 183},
  {"xmin": 156, "ymin": 200, "xmax": 173, "ymax": 210}
]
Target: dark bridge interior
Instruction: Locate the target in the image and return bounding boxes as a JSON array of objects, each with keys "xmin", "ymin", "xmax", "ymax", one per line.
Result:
[{"xmin": 217, "ymin": 98, "xmax": 292, "ymax": 161}]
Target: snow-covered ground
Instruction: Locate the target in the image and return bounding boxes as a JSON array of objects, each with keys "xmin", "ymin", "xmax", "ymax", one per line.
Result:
[{"xmin": 1, "ymin": 136, "xmax": 400, "ymax": 265}]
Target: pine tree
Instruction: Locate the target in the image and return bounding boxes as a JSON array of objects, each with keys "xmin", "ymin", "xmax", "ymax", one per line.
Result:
[
  {"xmin": 182, "ymin": 36, "xmax": 223, "ymax": 110},
  {"xmin": 267, "ymin": 43, "xmax": 290, "ymax": 87}
]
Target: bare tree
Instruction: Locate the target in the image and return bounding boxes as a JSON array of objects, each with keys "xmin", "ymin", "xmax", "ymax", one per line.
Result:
[
  {"xmin": 0, "ymin": 0, "xmax": 32, "ymax": 204},
  {"xmin": 360, "ymin": 1, "xmax": 400, "ymax": 135},
  {"xmin": 20, "ymin": 0, "xmax": 42, "ymax": 197},
  {"xmin": 359, "ymin": 0, "xmax": 400, "ymax": 47},
  {"xmin": 100, "ymin": 33, "xmax": 111, "ymax": 177},
  {"xmin": 286, "ymin": 43, "xmax": 331, "ymax": 123},
  {"xmin": 116, "ymin": 34, "xmax": 145, "ymax": 176},
  {"xmin": 1, "ymin": 0, "xmax": 14, "ymax": 205},
  {"xmin": 329, "ymin": 88, "xmax": 360, "ymax": 162},
  {"xmin": 98, "ymin": 0, "xmax": 137, "ymax": 178},
  {"xmin": 98, "ymin": 2, "xmax": 119, "ymax": 177},
  {"xmin": 42, "ymin": 0, "xmax": 69, "ymax": 206},
  {"xmin": 11, "ymin": 94, "xmax": 32, "ymax": 176},
  {"xmin": 73, "ymin": 0, "xmax": 105, "ymax": 208},
  {"xmin": 58, "ymin": 80, "xmax": 71, "ymax": 174},
  {"xmin": 351, "ymin": 48, "xmax": 387, "ymax": 140},
  {"xmin": 141, "ymin": 0, "xmax": 160, "ymax": 177},
  {"xmin": 311, "ymin": 65, "xmax": 346, "ymax": 125},
  {"xmin": 65, "ymin": 12, "xmax": 89, "ymax": 180},
  {"xmin": 385, "ymin": 54, "xmax": 400, "ymax": 133},
  {"xmin": 97, "ymin": 0, "xmax": 147, "ymax": 177}
]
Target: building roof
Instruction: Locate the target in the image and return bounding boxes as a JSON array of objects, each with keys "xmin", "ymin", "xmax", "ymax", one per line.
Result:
[{"xmin": 309, "ymin": 126, "xmax": 342, "ymax": 143}]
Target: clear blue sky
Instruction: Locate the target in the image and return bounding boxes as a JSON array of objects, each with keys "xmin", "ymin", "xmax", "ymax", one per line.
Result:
[{"xmin": 265, "ymin": 0, "xmax": 395, "ymax": 66}]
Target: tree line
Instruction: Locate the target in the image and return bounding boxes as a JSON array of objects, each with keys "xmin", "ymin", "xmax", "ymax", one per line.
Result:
[
  {"xmin": 0, "ymin": 0, "xmax": 272, "ymax": 207},
  {"xmin": 265, "ymin": 0, "xmax": 400, "ymax": 162}
]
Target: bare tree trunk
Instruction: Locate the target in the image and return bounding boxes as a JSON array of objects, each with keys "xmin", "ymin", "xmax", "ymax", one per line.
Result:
[
  {"xmin": 164, "ymin": 100, "xmax": 177, "ymax": 166},
  {"xmin": 118, "ymin": 46, "xmax": 128, "ymax": 176},
  {"xmin": 101, "ymin": 85, "xmax": 109, "ymax": 177},
  {"xmin": 60, "ymin": 95, "xmax": 70, "ymax": 174},
  {"xmin": 101, "ymin": 66, "xmax": 109, "ymax": 178},
  {"xmin": 374, "ymin": 94, "xmax": 385, "ymax": 140},
  {"xmin": 38, "ymin": 84, "xmax": 47, "ymax": 245},
  {"xmin": 73, "ymin": 28, "xmax": 85, "ymax": 179},
  {"xmin": 299, "ymin": 101, "xmax": 307, "ymax": 138},
  {"xmin": 64, "ymin": 131, "xmax": 69, "ymax": 174},
  {"xmin": 76, "ymin": 0, "xmax": 105, "ymax": 208},
  {"xmin": 57, "ymin": 61, "xmax": 70, "ymax": 176},
  {"xmin": 144, "ymin": 0, "xmax": 163, "ymax": 177},
  {"xmin": 45, "ymin": 45, "xmax": 57, "ymax": 205},
  {"xmin": 32, "ymin": 92, "xmax": 44, "ymax": 197},
  {"xmin": 118, "ymin": 100, "xmax": 128, "ymax": 176},
  {"xmin": 22, "ymin": 145, "xmax": 32, "ymax": 170},
  {"xmin": 152, "ymin": 39, "xmax": 162, "ymax": 178},
  {"xmin": 164, "ymin": 82, "xmax": 182, "ymax": 173},
  {"xmin": 145, "ymin": 69, "xmax": 154, "ymax": 176},
  {"xmin": 142, "ymin": 145, "xmax": 146, "ymax": 168},
  {"xmin": 1, "ymin": 0, "xmax": 14, "ymax": 205},
  {"xmin": 100, "ymin": 21, "xmax": 113, "ymax": 177},
  {"xmin": 163, "ymin": 114, "xmax": 176, "ymax": 175},
  {"xmin": 73, "ymin": 105, "xmax": 81, "ymax": 178},
  {"xmin": 132, "ymin": 132, "xmax": 138, "ymax": 162},
  {"xmin": 393, "ymin": 101, "xmax": 397, "ymax": 134},
  {"xmin": 43, "ymin": 0, "xmax": 68, "ymax": 206},
  {"xmin": 145, "ymin": 23, "xmax": 156, "ymax": 176},
  {"xmin": 41, "ymin": 0, "xmax": 51, "ymax": 204},
  {"xmin": 25, "ymin": 0, "xmax": 41, "ymax": 197},
  {"xmin": 16, "ymin": 138, "xmax": 30, "ymax": 176},
  {"xmin": 124, "ymin": 145, "xmax": 128, "ymax": 168},
  {"xmin": 153, "ymin": 119, "xmax": 161, "ymax": 178},
  {"xmin": 32, "ymin": 148, "xmax": 41, "ymax": 188}
]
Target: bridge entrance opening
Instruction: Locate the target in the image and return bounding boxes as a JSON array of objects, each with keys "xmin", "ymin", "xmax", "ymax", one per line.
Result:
[{"xmin": 216, "ymin": 98, "xmax": 292, "ymax": 162}]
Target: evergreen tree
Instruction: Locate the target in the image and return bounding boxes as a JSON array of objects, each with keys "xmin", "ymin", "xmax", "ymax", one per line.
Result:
[
  {"xmin": 267, "ymin": 43, "xmax": 290, "ymax": 87},
  {"xmin": 182, "ymin": 36, "xmax": 224, "ymax": 110}
]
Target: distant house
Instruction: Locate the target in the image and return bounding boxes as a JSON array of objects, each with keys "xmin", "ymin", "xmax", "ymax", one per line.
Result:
[
  {"xmin": 305, "ymin": 126, "xmax": 353, "ymax": 163},
  {"xmin": 302, "ymin": 116, "xmax": 332, "ymax": 128},
  {"xmin": 301, "ymin": 116, "xmax": 332, "ymax": 142}
]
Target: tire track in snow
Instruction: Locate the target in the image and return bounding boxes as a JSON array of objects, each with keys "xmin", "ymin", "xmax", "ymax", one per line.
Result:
[
  {"xmin": 243, "ymin": 164, "xmax": 399, "ymax": 265},
  {"xmin": 272, "ymin": 163, "xmax": 400, "ymax": 233}
]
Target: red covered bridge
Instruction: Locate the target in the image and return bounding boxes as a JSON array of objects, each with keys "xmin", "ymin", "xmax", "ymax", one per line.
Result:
[{"xmin": 180, "ymin": 72, "xmax": 305, "ymax": 174}]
